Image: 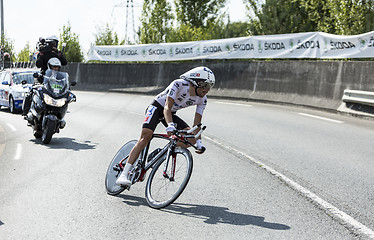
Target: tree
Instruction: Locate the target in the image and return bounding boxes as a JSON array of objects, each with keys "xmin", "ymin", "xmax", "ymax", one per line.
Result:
[
  {"xmin": 1, "ymin": 34, "xmax": 15, "ymax": 62},
  {"xmin": 175, "ymin": 0, "xmax": 226, "ymax": 28},
  {"xmin": 60, "ymin": 22, "xmax": 84, "ymax": 62},
  {"xmin": 244, "ymin": 0, "xmax": 318, "ymax": 35},
  {"xmin": 139, "ymin": 0, "xmax": 174, "ymax": 44},
  {"xmin": 328, "ymin": 0, "xmax": 374, "ymax": 35},
  {"xmin": 17, "ymin": 42, "xmax": 32, "ymax": 62},
  {"xmin": 169, "ymin": 0, "xmax": 227, "ymax": 42},
  {"xmin": 94, "ymin": 23, "xmax": 120, "ymax": 45},
  {"xmin": 224, "ymin": 20, "xmax": 251, "ymax": 38},
  {"xmin": 244, "ymin": 0, "xmax": 374, "ymax": 35}
]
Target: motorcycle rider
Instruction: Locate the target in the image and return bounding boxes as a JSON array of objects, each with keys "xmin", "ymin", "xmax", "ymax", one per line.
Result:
[
  {"xmin": 23, "ymin": 35, "xmax": 66, "ymax": 117},
  {"xmin": 24, "ymin": 57, "xmax": 63, "ymax": 124},
  {"xmin": 116, "ymin": 66, "xmax": 215, "ymax": 187}
]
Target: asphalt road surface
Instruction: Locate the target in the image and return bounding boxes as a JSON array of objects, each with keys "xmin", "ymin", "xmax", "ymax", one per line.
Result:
[{"xmin": 0, "ymin": 90, "xmax": 373, "ymax": 239}]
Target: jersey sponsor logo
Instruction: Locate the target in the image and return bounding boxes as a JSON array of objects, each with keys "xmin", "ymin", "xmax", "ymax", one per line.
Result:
[
  {"xmin": 169, "ymin": 89, "xmax": 175, "ymax": 97},
  {"xmin": 144, "ymin": 105, "xmax": 157, "ymax": 124},
  {"xmin": 190, "ymin": 73, "xmax": 200, "ymax": 78},
  {"xmin": 186, "ymin": 98, "xmax": 195, "ymax": 106}
]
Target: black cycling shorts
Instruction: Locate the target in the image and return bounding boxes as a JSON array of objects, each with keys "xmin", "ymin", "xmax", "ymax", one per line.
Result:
[{"xmin": 142, "ymin": 101, "xmax": 189, "ymax": 132}]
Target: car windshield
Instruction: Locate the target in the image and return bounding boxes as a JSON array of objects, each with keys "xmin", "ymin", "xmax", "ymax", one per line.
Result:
[
  {"xmin": 44, "ymin": 69, "xmax": 69, "ymax": 97},
  {"xmin": 12, "ymin": 72, "xmax": 35, "ymax": 85}
]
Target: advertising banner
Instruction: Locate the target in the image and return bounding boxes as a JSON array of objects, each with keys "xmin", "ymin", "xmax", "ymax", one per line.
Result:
[{"xmin": 87, "ymin": 31, "xmax": 374, "ymax": 61}]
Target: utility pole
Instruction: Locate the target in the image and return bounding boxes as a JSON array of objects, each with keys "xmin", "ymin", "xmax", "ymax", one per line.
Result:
[{"xmin": 1, "ymin": 0, "xmax": 4, "ymax": 45}]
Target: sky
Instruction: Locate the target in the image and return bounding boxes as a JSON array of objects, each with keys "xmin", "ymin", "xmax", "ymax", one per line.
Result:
[{"xmin": 3, "ymin": 0, "xmax": 248, "ymax": 57}]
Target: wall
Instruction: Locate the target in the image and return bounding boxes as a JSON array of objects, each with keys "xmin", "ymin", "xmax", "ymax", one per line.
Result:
[{"xmin": 64, "ymin": 61, "xmax": 374, "ymax": 111}]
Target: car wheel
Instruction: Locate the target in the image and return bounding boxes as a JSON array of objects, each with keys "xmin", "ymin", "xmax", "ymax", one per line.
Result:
[{"xmin": 9, "ymin": 96, "xmax": 16, "ymax": 114}]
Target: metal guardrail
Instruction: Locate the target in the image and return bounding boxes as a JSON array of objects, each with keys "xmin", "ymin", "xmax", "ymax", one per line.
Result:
[{"xmin": 342, "ymin": 89, "xmax": 374, "ymax": 107}]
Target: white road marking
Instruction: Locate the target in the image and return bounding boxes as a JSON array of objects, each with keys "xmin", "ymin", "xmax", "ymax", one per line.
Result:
[
  {"xmin": 14, "ymin": 144, "xmax": 22, "ymax": 160},
  {"xmin": 6, "ymin": 123, "xmax": 17, "ymax": 131},
  {"xmin": 215, "ymin": 101, "xmax": 253, "ymax": 107},
  {"xmin": 298, "ymin": 113, "xmax": 343, "ymax": 123},
  {"xmin": 205, "ymin": 135, "xmax": 374, "ymax": 239}
]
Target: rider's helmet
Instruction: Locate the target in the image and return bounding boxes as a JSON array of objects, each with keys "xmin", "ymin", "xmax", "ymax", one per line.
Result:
[
  {"xmin": 46, "ymin": 35, "xmax": 59, "ymax": 48},
  {"xmin": 180, "ymin": 66, "xmax": 215, "ymax": 89},
  {"xmin": 47, "ymin": 57, "xmax": 62, "ymax": 71}
]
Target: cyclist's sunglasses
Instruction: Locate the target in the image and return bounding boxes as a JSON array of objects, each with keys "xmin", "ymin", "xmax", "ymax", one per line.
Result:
[{"xmin": 197, "ymin": 82, "xmax": 213, "ymax": 90}]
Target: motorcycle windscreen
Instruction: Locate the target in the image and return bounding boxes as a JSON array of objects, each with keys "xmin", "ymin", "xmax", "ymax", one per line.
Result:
[{"xmin": 44, "ymin": 69, "xmax": 69, "ymax": 97}]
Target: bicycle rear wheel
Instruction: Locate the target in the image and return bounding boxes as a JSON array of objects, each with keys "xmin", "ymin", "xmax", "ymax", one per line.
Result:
[
  {"xmin": 145, "ymin": 147, "xmax": 193, "ymax": 209},
  {"xmin": 105, "ymin": 140, "xmax": 137, "ymax": 195}
]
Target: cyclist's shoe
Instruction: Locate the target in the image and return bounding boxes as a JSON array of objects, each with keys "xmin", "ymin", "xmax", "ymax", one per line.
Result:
[{"xmin": 116, "ymin": 174, "xmax": 132, "ymax": 187}]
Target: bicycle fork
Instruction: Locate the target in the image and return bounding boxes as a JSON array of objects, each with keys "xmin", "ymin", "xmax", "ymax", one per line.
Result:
[{"xmin": 163, "ymin": 147, "xmax": 176, "ymax": 181}]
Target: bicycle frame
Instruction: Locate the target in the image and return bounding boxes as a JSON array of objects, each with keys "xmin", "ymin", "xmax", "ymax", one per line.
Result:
[{"xmin": 117, "ymin": 131, "xmax": 198, "ymax": 185}]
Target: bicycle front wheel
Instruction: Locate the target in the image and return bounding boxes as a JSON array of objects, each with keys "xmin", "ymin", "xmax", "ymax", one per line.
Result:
[
  {"xmin": 105, "ymin": 140, "xmax": 137, "ymax": 195},
  {"xmin": 145, "ymin": 147, "xmax": 193, "ymax": 209}
]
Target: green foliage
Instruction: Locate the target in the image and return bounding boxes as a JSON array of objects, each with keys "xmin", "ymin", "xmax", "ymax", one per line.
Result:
[
  {"xmin": 244, "ymin": 0, "xmax": 374, "ymax": 35},
  {"xmin": 94, "ymin": 23, "xmax": 120, "ymax": 45},
  {"xmin": 1, "ymin": 34, "xmax": 15, "ymax": 61},
  {"xmin": 139, "ymin": 0, "xmax": 174, "ymax": 44},
  {"xmin": 60, "ymin": 22, "xmax": 84, "ymax": 62},
  {"xmin": 166, "ymin": 0, "xmax": 229, "ymax": 42},
  {"xmin": 17, "ymin": 42, "xmax": 32, "ymax": 62},
  {"xmin": 175, "ymin": 0, "xmax": 226, "ymax": 28},
  {"xmin": 224, "ymin": 21, "xmax": 251, "ymax": 38}
]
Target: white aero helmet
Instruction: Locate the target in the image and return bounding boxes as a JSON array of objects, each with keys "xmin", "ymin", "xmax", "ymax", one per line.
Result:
[
  {"xmin": 180, "ymin": 66, "xmax": 215, "ymax": 89},
  {"xmin": 47, "ymin": 57, "xmax": 62, "ymax": 70}
]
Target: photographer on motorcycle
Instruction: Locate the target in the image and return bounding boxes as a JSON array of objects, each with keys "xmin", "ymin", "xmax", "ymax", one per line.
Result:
[
  {"xmin": 36, "ymin": 35, "xmax": 67, "ymax": 75},
  {"xmin": 23, "ymin": 35, "xmax": 67, "ymax": 117}
]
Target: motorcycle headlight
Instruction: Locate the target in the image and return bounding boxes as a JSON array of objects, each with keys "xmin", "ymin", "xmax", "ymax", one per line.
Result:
[{"xmin": 43, "ymin": 94, "xmax": 67, "ymax": 107}]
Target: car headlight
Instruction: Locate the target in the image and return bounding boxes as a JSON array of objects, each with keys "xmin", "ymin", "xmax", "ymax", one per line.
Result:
[{"xmin": 43, "ymin": 94, "xmax": 67, "ymax": 107}]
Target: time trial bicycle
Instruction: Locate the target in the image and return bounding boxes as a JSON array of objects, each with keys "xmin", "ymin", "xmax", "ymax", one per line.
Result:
[{"xmin": 105, "ymin": 124, "xmax": 206, "ymax": 209}]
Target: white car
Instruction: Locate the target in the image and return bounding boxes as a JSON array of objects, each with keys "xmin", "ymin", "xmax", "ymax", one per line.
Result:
[{"xmin": 0, "ymin": 68, "xmax": 39, "ymax": 113}]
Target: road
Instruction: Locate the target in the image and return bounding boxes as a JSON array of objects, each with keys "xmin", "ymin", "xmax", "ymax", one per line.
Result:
[{"xmin": 0, "ymin": 90, "xmax": 373, "ymax": 239}]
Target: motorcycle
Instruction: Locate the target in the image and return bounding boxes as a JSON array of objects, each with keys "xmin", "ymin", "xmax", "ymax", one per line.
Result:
[{"xmin": 25, "ymin": 69, "xmax": 76, "ymax": 144}]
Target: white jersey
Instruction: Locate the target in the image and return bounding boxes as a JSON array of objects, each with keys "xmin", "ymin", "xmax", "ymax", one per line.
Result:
[{"xmin": 154, "ymin": 79, "xmax": 207, "ymax": 115}]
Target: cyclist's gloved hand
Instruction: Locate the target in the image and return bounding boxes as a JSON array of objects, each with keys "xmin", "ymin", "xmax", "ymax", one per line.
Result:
[
  {"xmin": 195, "ymin": 139, "xmax": 206, "ymax": 154},
  {"xmin": 166, "ymin": 122, "xmax": 176, "ymax": 136}
]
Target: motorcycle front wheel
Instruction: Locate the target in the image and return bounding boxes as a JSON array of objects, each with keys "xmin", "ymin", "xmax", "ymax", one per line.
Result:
[{"xmin": 42, "ymin": 120, "xmax": 56, "ymax": 144}]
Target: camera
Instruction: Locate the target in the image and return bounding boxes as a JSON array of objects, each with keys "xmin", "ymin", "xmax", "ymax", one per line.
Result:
[{"xmin": 36, "ymin": 37, "xmax": 56, "ymax": 53}]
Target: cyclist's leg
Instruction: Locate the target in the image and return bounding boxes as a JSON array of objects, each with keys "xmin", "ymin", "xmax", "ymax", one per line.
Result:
[
  {"xmin": 116, "ymin": 104, "xmax": 161, "ymax": 186},
  {"xmin": 116, "ymin": 128, "xmax": 154, "ymax": 186},
  {"xmin": 127, "ymin": 128, "xmax": 153, "ymax": 165}
]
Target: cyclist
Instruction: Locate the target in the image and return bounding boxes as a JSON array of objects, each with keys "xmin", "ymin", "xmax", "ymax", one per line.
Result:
[{"xmin": 116, "ymin": 66, "xmax": 215, "ymax": 187}]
